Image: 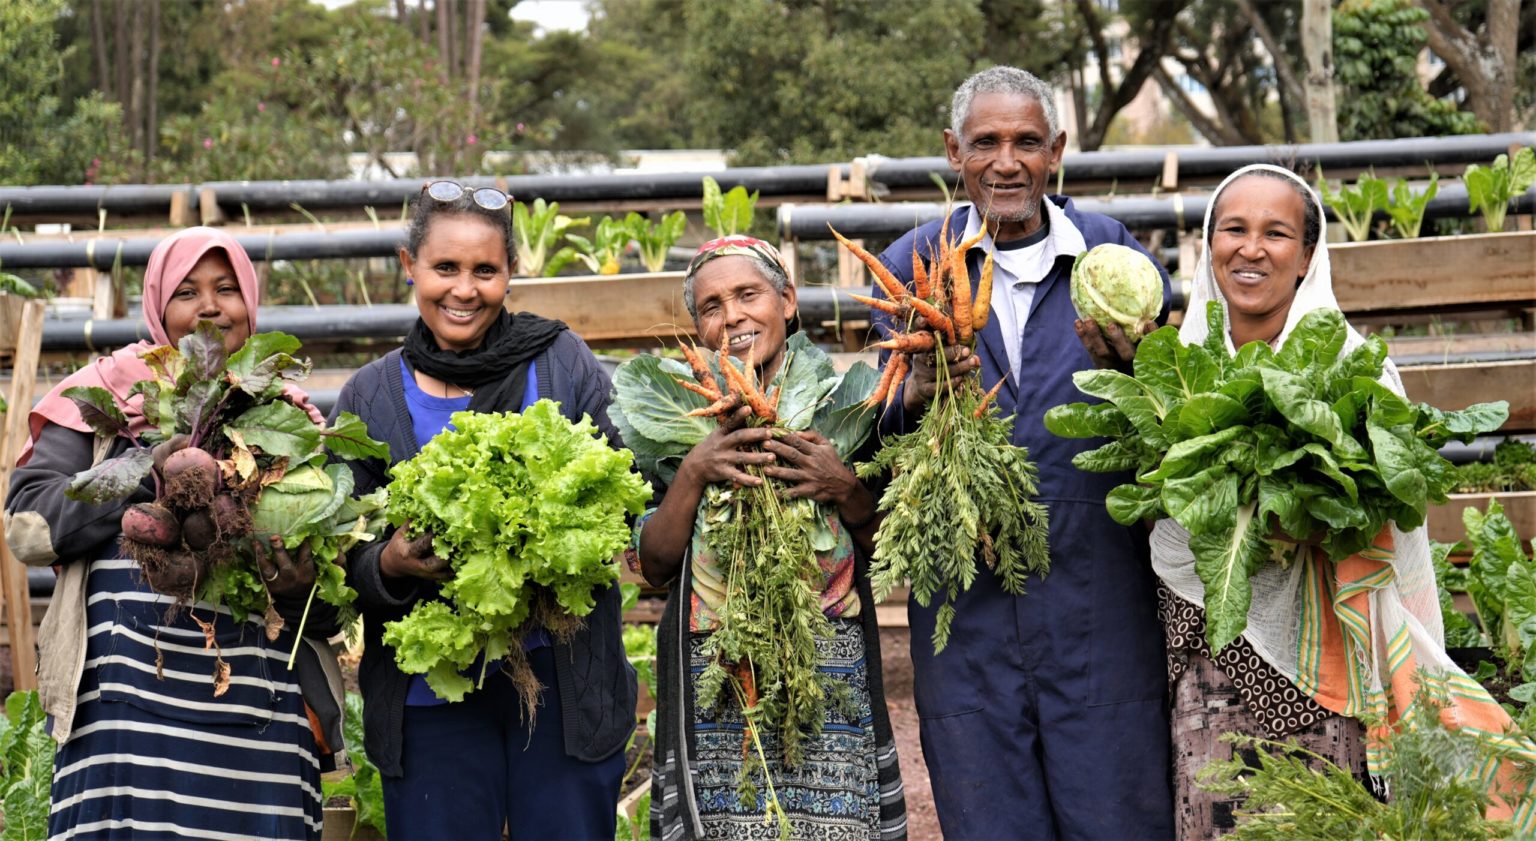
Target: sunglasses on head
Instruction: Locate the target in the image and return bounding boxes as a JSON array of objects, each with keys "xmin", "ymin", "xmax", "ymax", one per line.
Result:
[{"xmin": 421, "ymin": 180, "xmax": 511, "ymax": 212}]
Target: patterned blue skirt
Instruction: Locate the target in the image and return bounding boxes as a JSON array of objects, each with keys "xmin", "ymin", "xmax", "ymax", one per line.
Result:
[
  {"xmin": 683, "ymin": 620, "xmax": 883, "ymax": 841},
  {"xmin": 48, "ymin": 558, "xmax": 322, "ymax": 841}
]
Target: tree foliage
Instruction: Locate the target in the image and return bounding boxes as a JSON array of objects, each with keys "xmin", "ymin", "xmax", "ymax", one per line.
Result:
[{"xmin": 1334, "ymin": 0, "xmax": 1481, "ymax": 141}]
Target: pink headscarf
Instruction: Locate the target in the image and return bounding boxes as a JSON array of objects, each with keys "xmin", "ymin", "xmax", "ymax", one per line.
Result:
[{"xmin": 19, "ymin": 227, "xmax": 317, "ymax": 466}]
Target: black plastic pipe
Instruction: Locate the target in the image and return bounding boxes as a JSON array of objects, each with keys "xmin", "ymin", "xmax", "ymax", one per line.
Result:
[
  {"xmin": 865, "ymin": 131, "xmax": 1535, "ymax": 190},
  {"xmin": 779, "ymin": 183, "xmax": 1536, "ymax": 240},
  {"xmin": 4, "ymin": 132, "xmax": 1529, "ymax": 216},
  {"xmin": 0, "ymin": 227, "xmax": 408, "ymax": 270}
]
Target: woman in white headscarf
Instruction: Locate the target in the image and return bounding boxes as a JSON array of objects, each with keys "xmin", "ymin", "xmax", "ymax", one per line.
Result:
[{"xmin": 1143, "ymin": 164, "xmax": 1450, "ymax": 838}]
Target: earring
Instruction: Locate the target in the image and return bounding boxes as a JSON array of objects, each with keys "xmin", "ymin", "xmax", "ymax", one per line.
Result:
[{"xmin": 405, "ymin": 276, "xmax": 414, "ymax": 286}]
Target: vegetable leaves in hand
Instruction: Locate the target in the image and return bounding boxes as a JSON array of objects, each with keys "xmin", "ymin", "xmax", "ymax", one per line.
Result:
[{"xmin": 1045, "ymin": 303, "xmax": 1508, "ymax": 653}]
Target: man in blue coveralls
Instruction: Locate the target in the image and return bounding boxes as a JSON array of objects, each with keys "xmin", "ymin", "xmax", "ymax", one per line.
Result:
[{"xmin": 870, "ymin": 66, "xmax": 1176, "ymax": 839}]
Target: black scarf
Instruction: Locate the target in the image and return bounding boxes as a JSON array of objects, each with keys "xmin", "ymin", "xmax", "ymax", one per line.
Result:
[{"xmin": 401, "ymin": 310, "xmax": 568, "ymax": 413}]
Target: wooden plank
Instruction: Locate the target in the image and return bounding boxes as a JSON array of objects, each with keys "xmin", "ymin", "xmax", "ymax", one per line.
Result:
[
  {"xmin": 1385, "ymin": 332, "xmax": 1536, "ymax": 363},
  {"xmin": 508, "ymin": 271, "xmax": 696, "ymax": 343},
  {"xmin": 0, "ymin": 300, "xmax": 45, "ymax": 690},
  {"xmin": 198, "ymin": 187, "xmax": 226, "ymax": 226},
  {"xmin": 1398, "ymin": 358, "xmax": 1536, "ymax": 433},
  {"xmin": 1428, "ymin": 491, "xmax": 1536, "ymax": 546},
  {"xmin": 1330, "ymin": 231, "xmax": 1536, "ymax": 315}
]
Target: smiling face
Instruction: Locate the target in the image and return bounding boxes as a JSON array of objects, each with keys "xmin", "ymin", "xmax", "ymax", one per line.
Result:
[
  {"xmin": 1209, "ymin": 174, "xmax": 1316, "ymax": 345},
  {"xmin": 400, "ymin": 213, "xmax": 511, "ymax": 352},
  {"xmin": 161, "ymin": 249, "xmax": 252, "ymax": 354},
  {"xmin": 945, "ymin": 91, "xmax": 1066, "ymax": 241},
  {"xmin": 690, "ymin": 255, "xmax": 797, "ymax": 382}
]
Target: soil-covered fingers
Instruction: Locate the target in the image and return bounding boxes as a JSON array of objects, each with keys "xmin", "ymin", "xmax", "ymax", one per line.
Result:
[
  {"xmin": 255, "ymin": 535, "xmax": 317, "ymax": 597},
  {"xmin": 902, "ymin": 346, "xmax": 979, "ymax": 411}
]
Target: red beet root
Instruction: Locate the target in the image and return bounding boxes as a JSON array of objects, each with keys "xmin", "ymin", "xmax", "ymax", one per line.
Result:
[
  {"xmin": 163, "ymin": 447, "xmax": 218, "ymax": 509},
  {"xmin": 121, "ymin": 503, "xmax": 181, "ymax": 548}
]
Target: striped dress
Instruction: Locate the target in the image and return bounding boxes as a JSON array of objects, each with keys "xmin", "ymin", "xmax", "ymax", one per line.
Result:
[{"xmin": 49, "ymin": 557, "xmax": 323, "ymax": 841}]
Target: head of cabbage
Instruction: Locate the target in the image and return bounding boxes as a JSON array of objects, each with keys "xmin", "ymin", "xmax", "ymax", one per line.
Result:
[{"xmin": 1070, "ymin": 243, "xmax": 1164, "ymax": 342}]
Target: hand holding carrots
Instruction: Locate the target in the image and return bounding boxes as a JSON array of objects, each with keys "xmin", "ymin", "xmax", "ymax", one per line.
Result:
[
  {"xmin": 677, "ymin": 407, "xmax": 777, "ymax": 490},
  {"xmin": 901, "ymin": 345, "xmax": 982, "ymax": 413},
  {"xmin": 1074, "ymin": 318, "xmax": 1137, "ymax": 371},
  {"xmin": 761, "ymin": 430, "xmax": 859, "ymax": 506}
]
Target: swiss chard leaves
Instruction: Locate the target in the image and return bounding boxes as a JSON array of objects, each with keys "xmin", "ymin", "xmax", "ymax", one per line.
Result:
[{"xmin": 1048, "ymin": 302, "xmax": 1507, "ymax": 652}]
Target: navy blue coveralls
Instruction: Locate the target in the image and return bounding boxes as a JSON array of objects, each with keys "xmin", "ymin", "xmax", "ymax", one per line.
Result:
[{"xmin": 873, "ymin": 199, "xmax": 1176, "ymax": 840}]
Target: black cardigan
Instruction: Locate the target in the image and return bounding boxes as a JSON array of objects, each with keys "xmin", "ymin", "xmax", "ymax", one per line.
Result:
[{"xmin": 332, "ymin": 337, "xmax": 638, "ymax": 777}]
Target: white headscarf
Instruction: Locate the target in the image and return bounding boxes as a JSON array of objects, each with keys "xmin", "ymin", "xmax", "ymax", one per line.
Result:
[{"xmin": 1151, "ymin": 164, "xmax": 1444, "ymax": 690}]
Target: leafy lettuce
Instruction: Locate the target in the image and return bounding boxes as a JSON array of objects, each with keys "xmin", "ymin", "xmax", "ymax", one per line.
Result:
[
  {"xmin": 1046, "ymin": 302, "xmax": 1508, "ymax": 652},
  {"xmin": 381, "ymin": 400, "xmax": 651, "ymax": 701}
]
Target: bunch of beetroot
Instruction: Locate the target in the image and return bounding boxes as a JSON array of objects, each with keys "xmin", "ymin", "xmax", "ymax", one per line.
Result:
[
  {"xmin": 119, "ymin": 438, "xmax": 253, "ymax": 602},
  {"xmin": 66, "ymin": 322, "xmax": 389, "ymax": 633}
]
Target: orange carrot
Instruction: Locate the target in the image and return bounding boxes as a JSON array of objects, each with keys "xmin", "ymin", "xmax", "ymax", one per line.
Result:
[
  {"xmin": 769, "ymin": 384, "xmax": 781, "ymax": 415},
  {"xmin": 972, "ymin": 250, "xmax": 995, "ymax": 334},
  {"xmin": 907, "ymin": 297, "xmax": 956, "ymax": 345},
  {"xmin": 884, "ymin": 353, "xmax": 910, "ymax": 410},
  {"xmin": 848, "ymin": 292, "xmax": 909, "ymax": 318},
  {"xmin": 912, "ymin": 248, "xmax": 931, "ymax": 301},
  {"xmin": 679, "ymin": 341, "xmax": 718, "ymax": 392},
  {"xmin": 866, "ymin": 351, "xmax": 904, "ymax": 408},
  {"xmin": 876, "ymin": 332, "xmax": 937, "ymax": 353},
  {"xmin": 974, "ymin": 376, "xmax": 1006, "ymax": 418},
  {"xmin": 673, "ymin": 376, "xmax": 722, "ymax": 401},
  {"xmin": 687, "ymin": 395, "xmax": 738, "ymax": 418},
  {"xmin": 829, "ymin": 226, "xmax": 906, "ymax": 302},
  {"xmin": 736, "ymin": 661, "xmax": 759, "ymax": 759},
  {"xmin": 720, "ymin": 356, "xmax": 775, "ymax": 421},
  {"xmin": 951, "ymin": 260, "xmax": 974, "ymax": 346}
]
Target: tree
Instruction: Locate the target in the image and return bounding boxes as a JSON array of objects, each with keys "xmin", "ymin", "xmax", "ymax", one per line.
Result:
[
  {"xmin": 678, "ymin": 0, "xmax": 987, "ymax": 164},
  {"xmin": 0, "ymin": 0, "xmax": 133, "ymax": 186},
  {"xmin": 1334, "ymin": 0, "xmax": 1481, "ymax": 140},
  {"xmin": 1301, "ymin": 0, "xmax": 1339, "ymax": 143},
  {"xmin": 1151, "ymin": 0, "xmax": 1302, "ymax": 145},
  {"xmin": 1415, "ymin": 0, "xmax": 1522, "ymax": 133},
  {"xmin": 1070, "ymin": 0, "xmax": 1186, "ymax": 151}
]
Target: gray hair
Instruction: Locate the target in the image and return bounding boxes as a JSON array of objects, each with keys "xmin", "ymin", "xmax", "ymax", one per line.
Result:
[
  {"xmin": 951, "ymin": 66, "xmax": 1060, "ymax": 141},
  {"xmin": 682, "ymin": 253, "xmax": 790, "ymax": 321}
]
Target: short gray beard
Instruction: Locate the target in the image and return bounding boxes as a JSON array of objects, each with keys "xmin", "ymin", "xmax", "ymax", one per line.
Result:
[{"xmin": 983, "ymin": 199, "xmax": 1039, "ymax": 226}]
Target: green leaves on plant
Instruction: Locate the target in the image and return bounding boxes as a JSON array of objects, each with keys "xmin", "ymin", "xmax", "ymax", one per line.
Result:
[
  {"xmin": 62, "ymin": 385, "xmax": 130, "ymax": 439},
  {"xmin": 567, "ymin": 216, "xmax": 632, "ymax": 275},
  {"xmin": 701, "ymin": 176, "xmax": 758, "ymax": 238},
  {"xmin": 65, "ymin": 447, "xmax": 154, "ymax": 504},
  {"xmin": 321, "ymin": 692, "xmax": 387, "ymax": 837},
  {"xmin": 1464, "ymin": 147, "xmax": 1536, "ymax": 234},
  {"xmin": 514, "ymin": 198, "xmax": 589, "ymax": 277},
  {"xmin": 1386, "ymin": 173, "xmax": 1438, "ymax": 239},
  {"xmin": 1317, "ymin": 168, "xmax": 1389, "ymax": 242},
  {"xmin": 0, "ymin": 691, "xmax": 54, "ymax": 841},
  {"xmin": 1045, "ymin": 302, "xmax": 1509, "ymax": 652},
  {"xmin": 626, "ymin": 211, "xmax": 687, "ymax": 273}
]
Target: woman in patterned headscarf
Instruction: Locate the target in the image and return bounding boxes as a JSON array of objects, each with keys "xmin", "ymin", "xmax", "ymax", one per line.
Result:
[{"xmin": 631, "ymin": 236, "xmax": 907, "ymax": 840}]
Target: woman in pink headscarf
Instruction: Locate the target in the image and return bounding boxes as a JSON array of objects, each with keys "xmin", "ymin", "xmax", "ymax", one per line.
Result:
[{"xmin": 7, "ymin": 227, "xmax": 332, "ymax": 841}]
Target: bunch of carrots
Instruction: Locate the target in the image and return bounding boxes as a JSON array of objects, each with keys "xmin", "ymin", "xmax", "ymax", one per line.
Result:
[
  {"xmin": 833, "ymin": 221, "xmax": 1052, "ymax": 653},
  {"xmin": 835, "ymin": 226, "xmax": 1004, "ymax": 418},
  {"xmin": 672, "ymin": 336, "xmax": 840, "ymax": 835}
]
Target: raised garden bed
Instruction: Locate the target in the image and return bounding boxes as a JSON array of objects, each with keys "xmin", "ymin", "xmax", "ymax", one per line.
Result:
[{"xmin": 1430, "ymin": 490, "xmax": 1536, "ymax": 545}]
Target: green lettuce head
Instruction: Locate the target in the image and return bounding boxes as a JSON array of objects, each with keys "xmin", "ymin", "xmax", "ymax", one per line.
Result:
[{"xmin": 1070, "ymin": 243, "xmax": 1164, "ymax": 343}]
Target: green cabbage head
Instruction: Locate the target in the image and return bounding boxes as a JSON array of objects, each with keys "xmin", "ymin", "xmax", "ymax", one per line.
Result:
[{"xmin": 1070, "ymin": 243, "xmax": 1164, "ymax": 342}]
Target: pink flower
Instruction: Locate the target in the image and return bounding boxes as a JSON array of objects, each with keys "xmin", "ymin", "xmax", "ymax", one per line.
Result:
[
  {"xmin": 270, "ymin": 56, "xmax": 281, "ymax": 67},
  {"xmin": 202, "ymin": 137, "xmax": 214, "ymax": 150},
  {"xmin": 516, "ymin": 122, "xmax": 526, "ymax": 134},
  {"xmin": 257, "ymin": 102, "xmax": 266, "ymax": 112},
  {"xmin": 466, "ymin": 133, "xmax": 478, "ymax": 145}
]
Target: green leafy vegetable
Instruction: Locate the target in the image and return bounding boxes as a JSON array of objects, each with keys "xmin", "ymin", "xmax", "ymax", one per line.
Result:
[
  {"xmin": 0, "ymin": 691, "xmax": 54, "ymax": 841},
  {"xmin": 1464, "ymin": 147, "xmax": 1536, "ymax": 234},
  {"xmin": 626, "ymin": 210, "xmax": 687, "ymax": 273},
  {"xmin": 1456, "ymin": 439, "xmax": 1536, "ymax": 493},
  {"xmin": 567, "ymin": 216, "xmax": 631, "ymax": 275},
  {"xmin": 1317, "ymin": 168, "xmax": 1389, "ymax": 242},
  {"xmin": 381, "ymin": 401, "xmax": 650, "ymax": 704},
  {"xmin": 321, "ymin": 691, "xmax": 386, "ymax": 837},
  {"xmin": 701, "ymin": 175, "xmax": 757, "ymax": 238},
  {"xmin": 1385, "ymin": 173, "xmax": 1438, "ymax": 239},
  {"xmin": 513, "ymin": 198, "xmax": 589, "ymax": 277},
  {"xmin": 1045, "ymin": 303, "xmax": 1508, "ymax": 653},
  {"xmin": 1433, "ymin": 538, "xmax": 1485, "ymax": 650}
]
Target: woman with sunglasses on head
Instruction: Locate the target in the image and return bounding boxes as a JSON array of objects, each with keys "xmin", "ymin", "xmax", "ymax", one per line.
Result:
[
  {"xmin": 332, "ymin": 181, "xmax": 636, "ymax": 840},
  {"xmin": 6, "ymin": 227, "xmax": 337, "ymax": 840}
]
